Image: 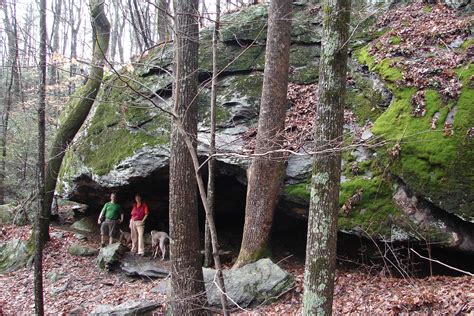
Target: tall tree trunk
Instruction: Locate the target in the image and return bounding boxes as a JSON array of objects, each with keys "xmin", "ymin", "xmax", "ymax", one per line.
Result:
[
  {"xmin": 132, "ymin": 0, "xmax": 151, "ymax": 48},
  {"xmin": 234, "ymin": 0, "xmax": 292, "ymax": 268},
  {"xmin": 0, "ymin": 0, "xmax": 21, "ymax": 204},
  {"xmin": 156, "ymin": 0, "xmax": 170, "ymax": 41},
  {"xmin": 2, "ymin": 0, "xmax": 20, "ymax": 94},
  {"xmin": 204, "ymin": 0, "xmax": 221, "ymax": 269},
  {"xmin": 169, "ymin": 0, "xmax": 206, "ymax": 314},
  {"xmin": 48, "ymin": 0, "xmax": 62, "ymax": 85},
  {"xmin": 109, "ymin": 0, "xmax": 119, "ymax": 63},
  {"xmin": 302, "ymin": 0, "xmax": 351, "ymax": 313},
  {"xmin": 0, "ymin": 66, "xmax": 14, "ymax": 205},
  {"xmin": 34, "ymin": 0, "xmax": 47, "ymax": 313},
  {"xmin": 69, "ymin": 0, "xmax": 82, "ymax": 93},
  {"xmin": 42, "ymin": 0, "xmax": 110, "ymax": 245},
  {"xmin": 128, "ymin": 0, "xmax": 144, "ymax": 52}
]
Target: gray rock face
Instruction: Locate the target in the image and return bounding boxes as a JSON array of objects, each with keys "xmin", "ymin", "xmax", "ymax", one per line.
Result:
[
  {"xmin": 393, "ymin": 184, "xmax": 474, "ymax": 252},
  {"xmin": 97, "ymin": 243, "xmax": 127, "ymax": 270},
  {"xmin": 69, "ymin": 244, "xmax": 99, "ymax": 257},
  {"xmin": 57, "ymin": 1, "xmax": 473, "ymax": 254},
  {"xmin": 203, "ymin": 258, "xmax": 293, "ymax": 308},
  {"xmin": 91, "ymin": 301, "xmax": 161, "ymax": 316},
  {"xmin": 58, "ymin": 3, "xmax": 322, "ymax": 209},
  {"xmin": 442, "ymin": 0, "xmax": 472, "ymax": 10},
  {"xmin": 0, "ymin": 239, "xmax": 32, "ymax": 273}
]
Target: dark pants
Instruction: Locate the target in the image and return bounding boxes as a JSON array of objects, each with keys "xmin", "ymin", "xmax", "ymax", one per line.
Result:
[{"xmin": 100, "ymin": 219, "xmax": 118, "ymax": 237}]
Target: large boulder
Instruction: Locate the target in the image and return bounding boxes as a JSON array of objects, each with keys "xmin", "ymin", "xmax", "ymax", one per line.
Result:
[
  {"xmin": 71, "ymin": 215, "xmax": 100, "ymax": 234},
  {"xmin": 0, "ymin": 239, "xmax": 33, "ymax": 273},
  {"xmin": 204, "ymin": 258, "xmax": 293, "ymax": 308},
  {"xmin": 57, "ymin": 3, "xmax": 322, "ymax": 207},
  {"xmin": 58, "ymin": 2, "xmax": 473, "ymax": 251}
]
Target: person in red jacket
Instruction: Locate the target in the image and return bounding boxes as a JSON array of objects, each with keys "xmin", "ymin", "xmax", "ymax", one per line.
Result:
[{"xmin": 129, "ymin": 193, "xmax": 149, "ymax": 256}]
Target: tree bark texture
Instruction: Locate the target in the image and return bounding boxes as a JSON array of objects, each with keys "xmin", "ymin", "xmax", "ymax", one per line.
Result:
[
  {"xmin": 2, "ymin": 1, "xmax": 20, "ymax": 94},
  {"xmin": 48, "ymin": 0, "xmax": 62, "ymax": 84},
  {"xmin": 234, "ymin": 0, "xmax": 292, "ymax": 268},
  {"xmin": 34, "ymin": 0, "xmax": 47, "ymax": 313},
  {"xmin": 204, "ymin": 0, "xmax": 221, "ymax": 269},
  {"xmin": 169, "ymin": 0, "xmax": 206, "ymax": 314},
  {"xmin": 156, "ymin": 0, "xmax": 171, "ymax": 41},
  {"xmin": 302, "ymin": 0, "xmax": 351, "ymax": 313},
  {"xmin": 42, "ymin": 0, "xmax": 110, "ymax": 245},
  {"xmin": 69, "ymin": 0, "xmax": 82, "ymax": 93}
]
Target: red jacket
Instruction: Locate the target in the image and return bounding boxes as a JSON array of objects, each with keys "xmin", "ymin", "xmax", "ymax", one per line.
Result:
[{"xmin": 131, "ymin": 202, "xmax": 149, "ymax": 221}]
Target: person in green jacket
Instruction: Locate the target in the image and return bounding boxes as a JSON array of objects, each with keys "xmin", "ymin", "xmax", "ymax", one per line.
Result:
[{"xmin": 98, "ymin": 193, "xmax": 123, "ymax": 246}]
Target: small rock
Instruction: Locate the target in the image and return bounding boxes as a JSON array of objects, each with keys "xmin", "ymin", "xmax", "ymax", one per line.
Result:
[
  {"xmin": 74, "ymin": 233, "xmax": 87, "ymax": 241},
  {"xmin": 51, "ymin": 282, "xmax": 69, "ymax": 294},
  {"xmin": 50, "ymin": 231, "xmax": 65, "ymax": 239},
  {"xmin": 120, "ymin": 253, "xmax": 169, "ymax": 278},
  {"xmin": 68, "ymin": 306, "xmax": 85, "ymax": 316},
  {"xmin": 47, "ymin": 271, "xmax": 64, "ymax": 283},
  {"xmin": 69, "ymin": 244, "xmax": 98, "ymax": 257},
  {"xmin": 97, "ymin": 243, "xmax": 127, "ymax": 270},
  {"xmin": 361, "ymin": 129, "xmax": 373, "ymax": 141},
  {"xmin": 151, "ymin": 280, "xmax": 169, "ymax": 295},
  {"xmin": 81, "ymin": 285, "xmax": 92, "ymax": 291}
]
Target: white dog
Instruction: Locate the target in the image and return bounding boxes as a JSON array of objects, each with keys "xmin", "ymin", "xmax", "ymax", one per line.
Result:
[{"xmin": 150, "ymin": 230, "xmax": 170, "ymax": 260}]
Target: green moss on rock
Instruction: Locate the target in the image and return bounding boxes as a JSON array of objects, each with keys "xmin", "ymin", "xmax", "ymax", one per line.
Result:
[
  {"xmin": 338, "ymin": 176, "xmax": 401, "ymax": 236},
  {"xmin": 357, "ymin": 46, "xmax": 402, "ymax": 82},
  {"xmin": 357, "ymin": 44, "xmax": 474, "ymax": 219}
]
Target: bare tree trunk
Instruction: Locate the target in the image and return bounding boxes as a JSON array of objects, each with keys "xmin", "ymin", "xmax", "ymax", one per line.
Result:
[
  {"xmin": 234, "ymin": 0, "xmax": 292, "ymax": 268},
  {"xmin": 204, "ymin": 0, "xmax": 221, "ymax": 269},
  {"xmin": 69, "ymin": 0, "xmax": 82, "ymax": 93},
  {"xmin": 133, "ymin": 0, "xmax": 151, "ymax": 48},
  {"xmin": 2, "ymin": 0, "xmax": 20, "ymax": 94},
  {"xmin": 0, "ymin": 66, "xmax": 14, "ymax": 205},
  {"xmin": 34, "ymin": 0, "xmax": 47, "ymax": 313},
  {"xmin": 48, "ymin": 0, "xmax": 62, "ymax": 85},
  {"xmin": 0, "ymin": 0, "xmax": 22, "ymax": 204},
  {"xmin": 169, "ymin": 0, "xmax": 207, "ymax": 314},
  {"xmin": 116, "ymin": 10, "xmax": 126, "ymax": 64},
  {"xmin": 42, "ymin": 0, "xmax": 110, "ymax": 245},
  {"xmin": 128, "ymin": 0, "xmax": 144, "ymax": 52},
  {"xmin": 302, "ymin": 0, "xmax": 351, "ymax": 313},
  {"xmin": 156, "ymin": 0, "xmax": 170, "ymax": 41},
  {"xmin": 109, "ymin": 0, "xmax": 119, "ymax": 63}
]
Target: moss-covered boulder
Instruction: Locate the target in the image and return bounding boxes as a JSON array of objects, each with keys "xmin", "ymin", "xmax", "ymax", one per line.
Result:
[
  {"xmin": 282, "ymin": 2, "xmax": 474, "ymax": 248},
  {"xmin": 97, "ymin": 242, "xmax": 127, "ymax": 270},
  {"xmin": 59, "ymin": 2, "xmax": 473, "ymax": 250},
  {"xmin": 58, "ymin": 3, "xmax": 322, "ymax": 204},
  {"xmin": 71, "ymin": 215, "xmax": 100, "ymax": 234},
  {"xmin": 0, "ymin": 239, "xmax": 33, "ymax": 274}
]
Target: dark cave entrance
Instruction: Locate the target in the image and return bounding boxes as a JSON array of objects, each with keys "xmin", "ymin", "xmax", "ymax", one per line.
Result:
[{"xmin": 72, "ymin": 165, "xmax": 474, "ymax": 277}]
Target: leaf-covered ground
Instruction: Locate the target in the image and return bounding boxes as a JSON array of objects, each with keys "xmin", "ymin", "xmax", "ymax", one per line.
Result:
[{"xmin": 0, "ymin": 224, "xmax": 472, "ymax": 314}]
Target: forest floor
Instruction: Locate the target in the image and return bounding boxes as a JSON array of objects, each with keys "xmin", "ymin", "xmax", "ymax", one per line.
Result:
[{"xmin": 0, "ymin": 224, "xmax": 473, "ymax": 315}]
